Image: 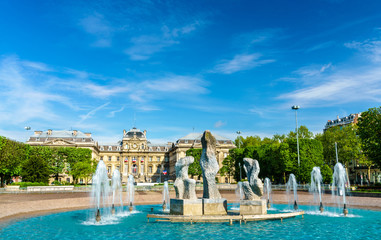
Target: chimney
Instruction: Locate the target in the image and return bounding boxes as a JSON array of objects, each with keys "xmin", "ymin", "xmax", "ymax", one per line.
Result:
[
  {"xmin": 73, "ymin": 130, "xmax": 78, "ymax": 136},
  {"xmin": 143, "ymin": 130, "xmax": 147, "ymax": 136},
  {"xmin": 47, "ymin": 129, "xmax": 52, "ymax": 135},
  {"xmin": 34, "ymin": 130, "xmax": 42, "ymax": 135},
  {"xmin": 85, "ymin": 132, "xmax": 91, "ymax": 137}
]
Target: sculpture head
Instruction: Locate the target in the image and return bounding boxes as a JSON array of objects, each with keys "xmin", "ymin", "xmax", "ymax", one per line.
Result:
[{"xmin": 201, "ymin": 130, "xmax": 216, "ymax": 151}]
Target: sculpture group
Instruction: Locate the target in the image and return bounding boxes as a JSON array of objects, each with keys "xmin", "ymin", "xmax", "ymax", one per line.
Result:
[{"xmin": 170, "ymin": 130, "xmax": 266, "ymax": 216}]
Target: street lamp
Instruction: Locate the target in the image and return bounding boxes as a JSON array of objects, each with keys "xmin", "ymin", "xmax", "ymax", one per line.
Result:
[
  {"xmin": 236, "ymin": 131, "xmax": 241, "ymax": 148},
  {"xmin": 291, "ymin": 105, "xmax": 300, "ymax": 167}
]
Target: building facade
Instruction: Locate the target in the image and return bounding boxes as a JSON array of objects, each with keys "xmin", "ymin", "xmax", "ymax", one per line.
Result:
[
  {"xmin": 26, "ymin": 128, "xmax": 236, "ymax": 184},
  {"xmin": 324, "ymin": 113, "xmax": 361, "ymax": 131}
]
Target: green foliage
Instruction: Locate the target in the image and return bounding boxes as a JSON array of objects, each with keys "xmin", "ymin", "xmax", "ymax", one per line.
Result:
[
  {"xmin": 320, "ymin": 164, "xmax": 333, "ymax": 184},
  {"xmin": 71, "ymin": 158, "xmax": 97, "ymax": 185},
  {"xmin": 10, "ymin": 182, "xmax": 48, "ymax": 187},
  {"xmin": 358, "ymin": 107, "xmax": 381, "ymax": 168},
  {"xmin": 287, "ymin": 125, "xmax": 314, "ymax": 139},
  {"xmin": 219, "ymin": 155, "xmax": 235, "ymax": 183},
  {"xmin": 21, "ymin": 146, "xmax": 52, "ymax": 183},
  {"xmin": 0, "ymin": 137, "xmax": 27, "ymax": 187},
  {"xmin": 186, "ymin": 148, "xmax": 202, "ymax": 178},
  {"xmin": 320, "ymin": 125, "xmax": 364, "ymax": 167}
]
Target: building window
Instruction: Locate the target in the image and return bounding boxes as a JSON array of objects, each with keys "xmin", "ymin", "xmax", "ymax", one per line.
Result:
[
  {"xmin": 117, "ymin": 156, "xmax": 120, "ymax": 161},
  {"xmin": 100, "ymin": 146, "xmax": 104, "ymax": 150},
  {"xmin": 100, "ymin": 156, "xmax": 103, "ymax": 161},
  {"xmin": 132, "ymin": 164, "xmax": 137, "ymax": 173},
  {"xmin": 185, "ymin": 140, "xmax": 188, "ymax": 143},
  {"xmin": 125, "ymin": 144, "xmax": 129, "ymax": 149},
  {"xmin": 141, "ymin": 144, "xmax": 144, "ymax": 149},
  {"xmin": 224, "ymin": 153, "xmax": 227, "ymax": 158},
  {"xmin": 165, "ymin": 157, "xmax": 169, "ymax": 162},
  {"xmin": 157, "ymin": 165, "xmax": 161, "ymax": 173},
  {"xmin": 148, "ymin": 166, "xmax": 153, "ymax": 174},
  {"xmin": 124, "ymin": 165, "xmax": 128, "ymax": 173},
  {"xmin": 107, "ymin": 166, "xmax": 111, "ymax": 174},
  {"xmin": 108, "ymin": 146, "xmax": 112, "ymax": 151},
  {"xmin": 108, "ymin": 156, "xmax": 111, "ymax": 161},
  {"xmin": 157, "ymin": 157, "xmax": 160, "ymax": 162},
  {"xmin": 116, "ymin": 165, "xmax": 120, "ymax": 170},
  {"xmin": 117, "ymin": 146, "xmax": 120, "ymax": 151},
  {"xmin": 157, "ymin": 147, "xmax": 161, "ymax": 151},
  {"xmin": 149, "ymin": 147, "xmax": 153, "ymax": 151},
  {"xmin": 149, "ymin": 157, "xmax": 153, "ymax": 162}
]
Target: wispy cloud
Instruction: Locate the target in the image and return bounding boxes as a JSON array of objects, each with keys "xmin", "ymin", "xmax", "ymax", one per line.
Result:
[
  {"xmin": 214, "ymin": 120, "xmax": 226, "ymax": 128},
  {"xmin": 108, "ymin": 106, "xmax": 125, "ymax": 118},
  {"xmin": 0, "ymin": 56, "xmax": 74, "ymax": 124},
  {"xmin": 213, "ymin": 53, "xmax": 275, "ymax": 74},
  {"xmin": 125, "ymin": 20, "xmax": 204, "ymax": 60},
  {"xmin": 78, "ymin": 102, "xmax": 110, "ymax": 124},
  {"xmin": 79, "ymin": 12, "xmax": 113, "ymax": 47}
]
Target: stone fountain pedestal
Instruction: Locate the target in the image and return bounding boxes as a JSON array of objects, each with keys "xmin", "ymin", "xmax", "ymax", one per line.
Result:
[
  {"xmin": 202, "ymin": 198, "xmax": 227, "ymax": 215},
  {"xmin": 170, "ymin": 198, "xmax": 227, "ymax": 216},
  {"xmin": 239, "ymin": 199, "xmax": 267, "ymax": 215},
  {"xmin": 170, "ymin": 199, "xmax": 203, "ymax": 215}
]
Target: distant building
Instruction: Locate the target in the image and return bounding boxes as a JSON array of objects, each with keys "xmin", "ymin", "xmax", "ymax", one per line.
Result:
[
  {"xmin": 324, "ymin": 113, "xmax": 361, "ymax": 131},
  {"xmin": 26, "ymin": 128, "xmax": 236, "ymax": 184}
]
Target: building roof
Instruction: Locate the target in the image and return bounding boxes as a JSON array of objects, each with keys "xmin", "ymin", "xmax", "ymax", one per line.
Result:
[
  {"xmin": 31, "ymin": 130, "xmax": 91, "ymax": 138},
  {"xmin": 179, "ymin": 132, "xmax": 231, "ymax": 141},
  {"xmin": 123, "ymin": 127, "xmax": 146, "ymax": 139}
]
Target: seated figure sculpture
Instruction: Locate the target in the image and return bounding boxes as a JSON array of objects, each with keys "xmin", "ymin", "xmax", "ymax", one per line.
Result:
[
  {"xmin": 242, "ymin": 158, "xmax": 263, "ymax": 200},
  {"xmin": 174, "ymin": 156, "xmax": 197, "ymax": 200}
]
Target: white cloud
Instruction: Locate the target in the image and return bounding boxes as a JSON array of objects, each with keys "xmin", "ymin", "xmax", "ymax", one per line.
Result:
[
  {"xmin": 0, "ymin": 56, "xmax": 74, "ymax": 124},
  {"xmin": 125, "ymin": 20, "xmax": 204, "ymax": 60},
  {"xmin": 79, "ymin": 12, "xmax": 113, "ymax": 47},
  {"xmin": 78, "ymin": 102, "xmax": 110, "ymax": 124},
  {"xmin": 214, "ymin": 120, "xmax": 226, "ymax": 128},
  {"xmin": 213, "ymin": 53, "xmax": 275, "ymax": 74},
  {"xmin": 278, "ymin": 65, "xmax": 381, "ymax": 107}
]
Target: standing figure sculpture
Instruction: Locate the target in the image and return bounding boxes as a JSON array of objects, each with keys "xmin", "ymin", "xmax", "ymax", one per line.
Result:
[
  {"xmin": 174, "ymin": 156, "xmax": 197, "ymax": 200},
  {"xmin": 242, "ymin": 158, "xmax": 263, "ymax": 200},
  {"xmin": 200, "ymin": 130, "xmax": 221, "ymax": 199}
]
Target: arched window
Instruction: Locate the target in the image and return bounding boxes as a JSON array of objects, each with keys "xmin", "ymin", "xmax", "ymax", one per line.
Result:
[
  {"xmin": 148, "ymin": 165, "xmax": 153, "ymax": 174},
  {"xmin": 141, "ymin": 144, "xmax": 144, "ymax": 149}
]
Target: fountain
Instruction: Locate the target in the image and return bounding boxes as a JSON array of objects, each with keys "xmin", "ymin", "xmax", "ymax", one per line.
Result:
[
  {"xmin": 264, "ymin": 177, "xmax": 272, "ymax": 209},
  {"xmin": 91, "ymin": 160, "xmax": 111, "ymax": 222},
  {"xmin": 162, "ymin": 181, "xmax": 170, "ymax": 211},
  {"xmin": 111, "ymin": 169, "xmax": 123, "ymax": 215},
  {"xmin": 310, "ymin": 167, "xmax": 324, "ymax": 213},
  {"xmin": 232, "ymin": 182, "xmax": 244, "ymax": 210},
  {"xmin": 332, "ymin": 162, "xmax": 349, "ymax": 216},
  {"xmin": 127, "ymin": 175, "xmax": 135, "ymax": 212},
  {"xmin": 286, "ymin": 174, "xmax": 298, "ymax": 211}
]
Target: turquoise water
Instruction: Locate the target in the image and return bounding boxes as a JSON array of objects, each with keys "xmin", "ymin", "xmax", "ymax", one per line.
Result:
[{"xmin": 1, "ymin": 204, "xmax": 380, "ymax": 240}]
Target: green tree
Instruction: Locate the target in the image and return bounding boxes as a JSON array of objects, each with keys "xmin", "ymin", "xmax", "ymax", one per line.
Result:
[
  {"xmin": 287, "ymin": 125, "xmax": 314, "ymax": 139},
  {"xmin": 0, "ymin": 137, "xmax": 26, "ymax": 187},
  {"xmin": 320, "ymin": 125, "xmax": 364, "ymax": 169},
  {"xmin": 358, "ymin": 107, "xmax": 381, "ymax": 169},
  {"xmin": 186, "ymin": 148, "xmax": 202, "ymax": 178},
  {"xmin": 220, "ymin": 155, "xmax": 235, "ymax": 183},
  {"xmin": 50, "ymin": 147, "xmax": 66, "ymax": 181},
  {"xmin": 71, "ymin": 159, "xmax": 96, "ymax": 185},
  {"xmin": 320, "ymin": 164, "xmax": 333, "ymax": 184},
  {"xmin": 21, "ymin": 146, "xmax": 52, "ymax": 183}
]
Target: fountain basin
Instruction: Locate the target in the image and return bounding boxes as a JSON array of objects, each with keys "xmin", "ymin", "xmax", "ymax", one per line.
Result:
[{"xmin": 148, "ymin": 211, "xmax": 303, "ymax": 223}]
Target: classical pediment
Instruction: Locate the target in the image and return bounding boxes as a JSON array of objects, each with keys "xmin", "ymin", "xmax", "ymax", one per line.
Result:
[{"xmin": 45, "ymin": 138, "xmax": 75, "ymax": 146}]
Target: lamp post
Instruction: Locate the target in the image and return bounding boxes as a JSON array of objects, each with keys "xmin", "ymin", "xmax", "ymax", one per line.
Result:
[
  {"xmin": 236, "ymin": 131, "xmax": 241, "ymax": 148},
  {"xmin": 291, "ymin": 105, "xmax": 300, "ymax": 167},
  {"xmin": 239, "ymin": 162, "xmax": 242, "ymax": 181}
]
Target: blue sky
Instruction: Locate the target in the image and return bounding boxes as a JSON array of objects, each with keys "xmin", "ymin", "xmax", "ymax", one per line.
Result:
[{"xmin": 1, "ymin": 0, "xmax": 381, "ymax": 144}]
